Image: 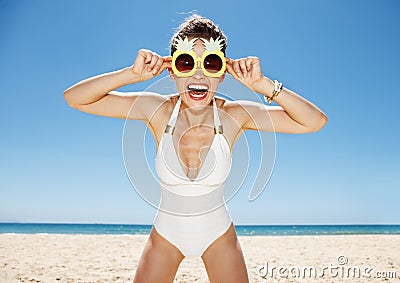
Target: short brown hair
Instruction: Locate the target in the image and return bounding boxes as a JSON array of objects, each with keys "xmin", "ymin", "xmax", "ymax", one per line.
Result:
[{"xmin": 170, "ymin": 14, "xmax": 228, "ymax": 55}]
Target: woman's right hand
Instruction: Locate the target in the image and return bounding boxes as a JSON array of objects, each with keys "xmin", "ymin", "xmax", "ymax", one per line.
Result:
[{"xmin": 129, "ymin": 49, "xmax": 172, "ymax": 83}]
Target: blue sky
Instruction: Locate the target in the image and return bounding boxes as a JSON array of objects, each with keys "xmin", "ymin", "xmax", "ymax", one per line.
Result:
[{"xmin": 0, "ymin": 0, "xmax": 399, "ymax": 225}]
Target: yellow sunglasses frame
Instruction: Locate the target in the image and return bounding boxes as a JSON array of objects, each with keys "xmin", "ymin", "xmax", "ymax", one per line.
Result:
[{"xmin": 172, "ymin": 50, "xmax": 226, "ymax": 78}]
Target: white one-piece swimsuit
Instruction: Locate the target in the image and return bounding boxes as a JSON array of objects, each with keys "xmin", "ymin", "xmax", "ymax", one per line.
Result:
[{"xmin": 153, "ymin": 95, "xmax": 233, "ymax": 258}]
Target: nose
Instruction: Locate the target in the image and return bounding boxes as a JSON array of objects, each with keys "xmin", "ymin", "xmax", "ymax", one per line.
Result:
[{"xmin": 193, "ymin": 61, "xmax": 204, "ymax": 79}]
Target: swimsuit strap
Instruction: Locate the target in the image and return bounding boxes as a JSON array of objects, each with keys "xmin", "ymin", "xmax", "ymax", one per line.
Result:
[
  {"xmin": 164, "ymin": 96, "xmax": 182, "ymax": 135},
  {"xmin": 164, "ymin": 96, "xmax": 223, "ymax": 135},
  {"xmin": 212, "ymin": 97, "xmax": 223, "ymax": 134}
]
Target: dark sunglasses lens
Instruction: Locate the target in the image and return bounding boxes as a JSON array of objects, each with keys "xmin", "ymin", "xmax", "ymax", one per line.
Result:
[
  {"xmin": 204, "ymin": 54, "xmax": 223, "ymax": 73},
  {"xmin": 175, "ymin": 54, "xmax": 195, "ymax": 72}
]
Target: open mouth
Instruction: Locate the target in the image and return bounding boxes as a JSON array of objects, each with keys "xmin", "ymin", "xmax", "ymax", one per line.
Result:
[{"xmin": 187, "ymin": 84, "xmax": 209, "ymax": 100}]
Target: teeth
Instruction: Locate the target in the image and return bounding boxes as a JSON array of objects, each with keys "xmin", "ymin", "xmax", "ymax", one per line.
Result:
[
  {"xmin": 188, "ymin": 84, "xmax": 208, "ymax": 91},
  {"xmin": 190, "ymin": 92, "xmax": 207, "ymax": 98}
]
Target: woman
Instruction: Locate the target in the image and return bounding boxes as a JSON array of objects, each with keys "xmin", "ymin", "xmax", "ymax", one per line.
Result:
[{"xmin": 64, "ymin": 15, "xmax": 327, "ymax": 283}]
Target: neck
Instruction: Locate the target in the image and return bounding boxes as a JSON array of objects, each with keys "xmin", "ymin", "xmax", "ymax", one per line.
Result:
[{"xmin": 180, "ymin": 99, "xmax": 214, "ymax": 128}]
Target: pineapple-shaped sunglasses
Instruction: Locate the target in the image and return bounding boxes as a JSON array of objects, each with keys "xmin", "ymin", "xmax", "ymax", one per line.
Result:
[{"xmin": 171, "ymin": 36, "xmax": 226, "ymax": 78}]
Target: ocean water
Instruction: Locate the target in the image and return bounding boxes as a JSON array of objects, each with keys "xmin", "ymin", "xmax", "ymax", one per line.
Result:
[{"xmin": 1, "ymin": 223, "xmax": 400, "ymax": 236}]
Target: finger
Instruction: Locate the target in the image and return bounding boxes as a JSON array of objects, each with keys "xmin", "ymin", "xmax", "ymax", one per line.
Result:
[
  {"xmin": 148, "ymin": 54, "xmax": 159, "ymax": 72},
  {"xmin": 239, "ymin": 59, "xmax": 248, "ymax": 78},
  {"xmin": 153, "ymin": 58, "xmax": 172, "ymax": 76},
  {"xmin": 152, "ymin": 57, "xmax": 164, "ymax": 75},
  {"xmin": 245, "ymin": 58, "xmax": 252, "ymax": 72},
  {"xmin": 251, "ymin": 58, "xmax": 262, "ymax": 77},
  {"xmin": 225, "ymin": 57, "xmax": 234, "ymax": 70},
  {"xmin": 226, "ymin": 62, "xmax": 240, "ymax": 80},
  {"xmin": 139, "ymin": 50, "xmax": 152, "ymax": 64},
  {"xmin": 225, "ymin": 62, "xmax": 235, "ymax": 76},
  {"xmin": 161, "ymin": 60, "xmax": 172, "ymax": 70},
  {"xmin": 163, "ymin": 55, "xmax": 172, "ymax": 62},
  {"xmin": 225, "ymin": 57, "xmax": 234, "ymax": 64},
  {"xmin": 232, "ymin": 60, "xmax": 242, "ymax": 78}
]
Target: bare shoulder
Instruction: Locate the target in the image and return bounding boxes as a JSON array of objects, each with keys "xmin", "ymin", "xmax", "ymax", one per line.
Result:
[
  {"xmin": 214, "ymin": 97, "xmax": 251, "ymax": 146},
  {"xmin": 145, "ymin": 94, "xmax": 178, "ymax": 120},
  {"xmin": 122, "ymin": 91, "xmax": 170, "ymax": 119},
  {"xmin": 216, "ymin": 98, "xmax": 267, "ymax": 126},
  {"xmin": 146, "ymin": 94, "xmax": 179, "ymax": 145}
]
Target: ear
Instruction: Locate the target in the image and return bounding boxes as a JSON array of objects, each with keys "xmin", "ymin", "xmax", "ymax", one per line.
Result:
[{"xmin": 168, "ymin": 67, "xmax": 176, "ymax": 81}]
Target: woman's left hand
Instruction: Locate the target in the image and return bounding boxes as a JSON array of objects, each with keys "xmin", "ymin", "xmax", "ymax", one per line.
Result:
[{"xmin": 226, "ymin": 57, "xmax": 265, "ymax": 93}]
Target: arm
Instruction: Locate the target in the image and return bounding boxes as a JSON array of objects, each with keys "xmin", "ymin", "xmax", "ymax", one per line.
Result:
[
  {"xmin": 64, "ymin": 50, "xmax": 172, "ymax": 121},
  {"xmin": 226, "ymin": 57, "xmax": 327, "ymax": 133}
]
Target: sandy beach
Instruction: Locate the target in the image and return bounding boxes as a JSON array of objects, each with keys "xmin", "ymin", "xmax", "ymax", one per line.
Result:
[{"xmin": 1, "ymin": 234, "xmax": 399, "ymax": 282}]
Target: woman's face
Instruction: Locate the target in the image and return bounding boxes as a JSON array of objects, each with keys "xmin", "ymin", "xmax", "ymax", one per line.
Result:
[{"xmin": 169, "ymin": 38, "xmax": 225, "ymax": 109}]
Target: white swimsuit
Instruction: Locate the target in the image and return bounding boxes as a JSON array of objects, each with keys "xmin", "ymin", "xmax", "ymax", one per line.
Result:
[{"xmin": 153, "ymin": 95, "xmax": 233, "ymax": 258}]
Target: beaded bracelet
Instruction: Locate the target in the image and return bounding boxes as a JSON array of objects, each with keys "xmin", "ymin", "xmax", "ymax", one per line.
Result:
[{"xmin": 264, "ymin": 79, "xmax": 283, "ymax": 104}]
